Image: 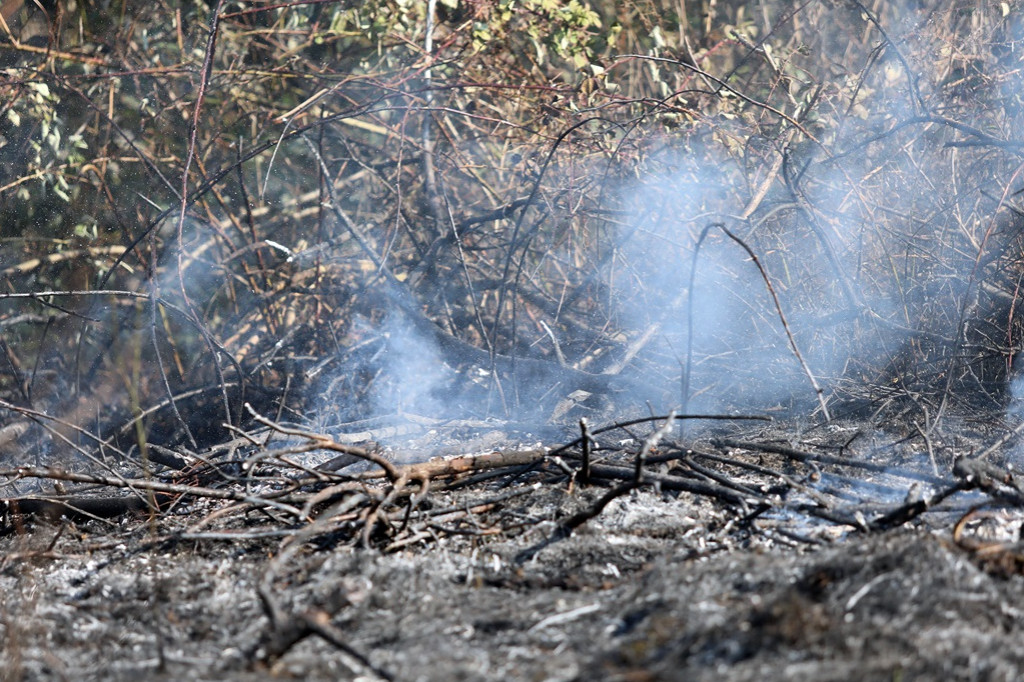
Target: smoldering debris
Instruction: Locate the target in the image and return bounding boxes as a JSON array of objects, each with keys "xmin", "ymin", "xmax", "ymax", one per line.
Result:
[{"xmin": 4, "ymin": 416, "xmax": 1024, "ymax": 680}]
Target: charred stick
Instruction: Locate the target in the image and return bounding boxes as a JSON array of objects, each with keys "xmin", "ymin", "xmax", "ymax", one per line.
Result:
[
  {"xmin": 579, "ymin": 417, "xmax": 592, "ymax": 482},
  {"xmin": 559, "ymin": 481, "xmax": 635, "ymax": 535},
  {"xmin": 388, "ymin": 486, "xmax": 537, "ymax": 523},
  {"xmin": 298, "ymin": 609, "xmax": 393, "ymax": 681},
  {"xmin": 795, "ymin": 481, "xmax": 968, "ymax": 532},
  {"xmin": 679, "ymin": 454, "xmax": 768, "ymax": 498},
  {"xmin": 717, "ymin": 439, "xmax": 949, "ymax": 487},
  {"xmin": 0, "ymin": 466, "xmax": 305, "ymax": 518},
  {"xmin": 797, "ymin": 505, "xmax": 871, "ymax": 531},
  {"xmin": 361, "ymin": 472, "xmax": 410, "ymax": 548},
  {"xmin": 967, "ymin": 420, "xmax": 1024, "ymax": 462},
  {"xmin": 428, "ymin": 460, "xmax": 543, "ymax": 491},
  {"xmin": 953, "ymin": 457, "xmax": 1024, "ymax": 506},
  {"xmin": 3, "ymin": 494, "xmax": 160, "ymax": 527},
  {"xmin": 586, "ymin": 464, "xmax": 760, "ymax": 508},
  {"xmin": 868, "ymin": 481, "xmax": 970, "ymax": 531},
  {"xmin": 687, "ymin": 449, "xmax": 833, "ymax": 508},
  {"xmin": 515, "ymin": 456, "xmax": 764, "ymax": 565},
  {"xmin": 547, "ymin": 413, "xmax": 771, "ymax": 458},
  {"xmin": 560, "ymin": 413, "xmax": 677, "ymax": 536},
  {"xmin": 634, "ymin": 410, "xmax": 675, "ymax": 485},
  {"xmin": 256, "ymin": 494, "xmax": 369, "ymax": 657}
]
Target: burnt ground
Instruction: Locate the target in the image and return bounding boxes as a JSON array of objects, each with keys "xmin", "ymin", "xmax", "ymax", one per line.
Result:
[{"xmin": 3, "ymin": 416, "xmax": 1024, "ymax": 681}]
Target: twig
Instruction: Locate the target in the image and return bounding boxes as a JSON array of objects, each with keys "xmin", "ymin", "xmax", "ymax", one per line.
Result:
[
  {"xmin": 419, "ymin": 0, "xmax": 443, "ymax": 239},
  {"xmin": 633, "ymin": 410, "xmax": 676, "ymax": 485},
  {"xmin": 966, "ymin": 420, "xmax": 1024, "ymax": 463},
  {"xmin": 585, "ymin": 463, "xmax": 760, "ymax": 507},
  {"xmin": 298, "ymin": 609, "xmax": 393, "ymax": 680},
  {"xmin": 547, "ymin": 413, "xmax": 771, "ymax": 458},
  {"xmin": 245, "ymin": 404, "xmax": 401, "ymax": 482},
  {"xmin": 718, "ymin": 225, "xmax": 831, "ymax": 421},
  {"xmin": 682, "ymin": 224, "xmax": 713, "ymax": 424},
  {"xmin": 717, "ymin": 439, "xmax": 948, "ymax": 487},
  {"xmin": 0, "ymin": 467, "xmax": 305, "ymax": 519},
  {"xmin": 350, "ymin": 449, "xmax": 547, "ymax": 482},
  {"xmin": 520, "ymin": 413, "xmax": 687, "ymax": 562},
  {"xmin": 174, "ymin": 0, "xmax": 234, "ymax": 427},
  {"xmin": 579, "ymin": 418, "xmax": 592, "ymax": 483},
  {"xmin": 867, "ymin": 482, "xmax": 968, "ymax": 531},
  {"xmin": 687, "ymin": 448, "xmax": 833, "ymax": 508}
]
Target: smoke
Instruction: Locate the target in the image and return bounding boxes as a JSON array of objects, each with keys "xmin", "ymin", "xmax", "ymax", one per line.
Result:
[
  {"xmin": 369, "ymin": 313, "xmax": 452, "ymax": 419},
  {"xmin": 604, "ymin": 149, "xmax": 863, "ymax": 416},
  {"xmin": 302, "ymin": 1, "xmax": 1024, "ymax": 445}
]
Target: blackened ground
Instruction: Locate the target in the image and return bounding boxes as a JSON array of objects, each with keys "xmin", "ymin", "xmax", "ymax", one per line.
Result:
[{"xmin": 2, "ymin": 420, "xmax": 1024, "ymax": 681}]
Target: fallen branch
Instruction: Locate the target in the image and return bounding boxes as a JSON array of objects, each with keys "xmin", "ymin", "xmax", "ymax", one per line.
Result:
[
  {"xmin": 717, "ymin": 439, "xmax": 949, "ymax": 487},
  {"xmin": 351, "ymin": 449, "xmax": 547, "ymax": 482},
  {"xmin": 0, "ymin": 466, "xmax": 306, "ymax": 520}
]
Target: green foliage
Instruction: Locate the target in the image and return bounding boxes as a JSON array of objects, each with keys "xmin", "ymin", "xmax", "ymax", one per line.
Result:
[
  {"xmin": 480, "ymin": 0, "xmax": 602, "ymax": 69},
  {"xmin": 1, "ymin": 74, "xmax": 86, "ymax": 206}
]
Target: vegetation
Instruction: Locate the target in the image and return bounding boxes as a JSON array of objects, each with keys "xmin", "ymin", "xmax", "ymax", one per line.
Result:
[{"xmin": 2, "ymin": 0, "xmax": 1024, "ymax": 462}]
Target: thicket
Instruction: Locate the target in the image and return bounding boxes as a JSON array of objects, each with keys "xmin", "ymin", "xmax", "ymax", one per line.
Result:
[{"xmin": 1, "ymin": 0, "xmax": 1023, "ymax": 462}]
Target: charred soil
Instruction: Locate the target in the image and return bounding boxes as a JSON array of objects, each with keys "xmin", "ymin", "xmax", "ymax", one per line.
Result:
[{"xmin": 2, "ymin": 416, "xmax": 1024, "ymax": 681}]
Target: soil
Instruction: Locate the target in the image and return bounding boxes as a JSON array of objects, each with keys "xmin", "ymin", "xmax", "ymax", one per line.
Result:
[{"xmin": 2, "ymin": 417, "xmax": 1024, "ymax": 681}]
